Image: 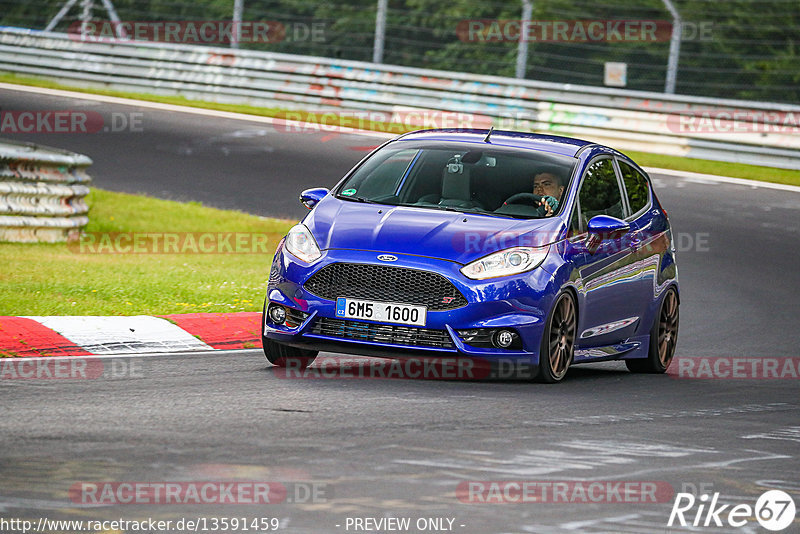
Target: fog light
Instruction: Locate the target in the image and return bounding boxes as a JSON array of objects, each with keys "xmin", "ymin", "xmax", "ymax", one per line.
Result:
[
  {"xmin": 268, "ymin": 305, "xmax": 287, "ymax": 325},
  {"xmin": 493, "ymin": 329, "xmax": 515, "ymax": 348}
]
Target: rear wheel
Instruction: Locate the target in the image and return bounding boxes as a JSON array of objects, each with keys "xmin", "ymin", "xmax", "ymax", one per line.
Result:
[
  {"xmin": 536, "ymin": 291, "xmax": 576, "ymax": 383},
  {"xmin": 261, "ymin": 301, "xmax": 317, "ymax": 369},
  {"xmin": 626, "ymin": 288, "xmax": 679, "ymax": 373}
]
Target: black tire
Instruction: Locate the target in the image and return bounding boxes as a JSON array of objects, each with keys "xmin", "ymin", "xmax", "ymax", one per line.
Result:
[
  {"xmin": 535, "ymin": 291, "xmax": 577, "ymax": 383},
  {"xmin": 626, "ymin": 288, "xmax": 679, "ymax": 374},
  {"xmin": 261, "ymin": 301, "xmax": 318, "ymax": 369}
]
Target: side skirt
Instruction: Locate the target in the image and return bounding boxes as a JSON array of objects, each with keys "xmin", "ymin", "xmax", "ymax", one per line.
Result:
[{"xmin": 572, "ymin": 336, "xmax": 649, "ymax": 364}]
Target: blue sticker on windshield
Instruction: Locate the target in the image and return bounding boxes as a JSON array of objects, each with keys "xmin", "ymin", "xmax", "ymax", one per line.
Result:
[{"xmin": 342, "ymin": 189, "xmax": 357, "ymax": 196}]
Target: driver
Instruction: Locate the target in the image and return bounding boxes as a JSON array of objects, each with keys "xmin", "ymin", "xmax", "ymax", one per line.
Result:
[{"xmin": 533, "ymin": 172, "xmax": 565, "ymax": 217}]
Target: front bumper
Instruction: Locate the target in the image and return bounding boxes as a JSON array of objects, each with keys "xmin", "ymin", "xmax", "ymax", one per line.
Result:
[{"xmin": 264, "ymin": 246, "xmax": 560, "ymax": 363}]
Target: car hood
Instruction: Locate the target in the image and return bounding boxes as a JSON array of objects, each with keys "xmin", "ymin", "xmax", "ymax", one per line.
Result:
[{"xmin": 304, "ymin": 197, "xmax": 566, "ymax": 265}]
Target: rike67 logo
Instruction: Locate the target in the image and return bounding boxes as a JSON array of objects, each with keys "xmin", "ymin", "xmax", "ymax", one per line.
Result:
[{"xmin": 668, "ymin": 490, "xmax": 796, "ymax": 531}]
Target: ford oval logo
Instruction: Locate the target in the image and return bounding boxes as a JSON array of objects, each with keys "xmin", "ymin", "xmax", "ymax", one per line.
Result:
[{"xmin": 377, "ymin": 254, "xmax": 398, "ymax": 262}]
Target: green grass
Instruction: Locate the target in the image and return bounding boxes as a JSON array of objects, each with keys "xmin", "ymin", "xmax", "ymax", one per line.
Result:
[
  {"xmin": 625, "ymin": 150, "xmax": 800, "ymax": 187},
  {"xmin": 3, "ymin": 71, "xmax": 798, "ymax": 186},
  {"xmin": 0, "ymin": 189, "xmax": 294, "ymax": 316}
]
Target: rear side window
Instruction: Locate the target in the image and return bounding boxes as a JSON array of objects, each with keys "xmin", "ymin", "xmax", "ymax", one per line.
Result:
[
  {"xmin": 618, "ymin": 160, "xmax": 650, "ymax": 215},
  {"xmin": 578, "ymin": 158, "xmax": 624, "ymax": 223}
]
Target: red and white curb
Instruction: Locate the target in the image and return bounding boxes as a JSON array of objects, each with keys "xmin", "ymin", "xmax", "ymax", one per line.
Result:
[{"xmin": 0, "ymin": 313, "xmax": 262, "ymax": 357}]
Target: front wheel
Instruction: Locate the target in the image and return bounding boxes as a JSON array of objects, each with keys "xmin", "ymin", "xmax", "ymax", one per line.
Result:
[
  {"xmin": 261, "ymin": 301, "xmax": 317, "ymax": 369},
  {"xmin": 536, "ymin": 291, "xmax": 576, "ymax": 383},
  {"xmin": 626, "ymin": 287, "xmax": 679, "ymax": 374},
  {"xmin": 262, "ymin": 338, "xmax": 318, "ymax": 369}
]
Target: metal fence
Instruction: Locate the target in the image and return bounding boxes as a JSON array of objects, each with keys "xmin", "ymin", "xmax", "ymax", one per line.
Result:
[
  {"xmin": 6, "ymin": 0, "xmax": 800, "ymax": 103},
  {"xmin": 0, "ymin": 27, "xmax": 798, "ymax": 169},
  {"xmin": 2, "ymin": 0, "xmax": 797, "ymax": 103},
  {"xmin": 0, "ymin": 137, "xmax": 91, "ymax": 242}
]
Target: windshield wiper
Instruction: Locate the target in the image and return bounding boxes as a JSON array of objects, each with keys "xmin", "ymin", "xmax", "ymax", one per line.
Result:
[
  {"xmin": 396, "ymin": 203, "xmax": 460, "ymax": 212},
  {"xmin": 455, "ymin": 208, "xmax": 533, "ymax": 219},
  {"xmin": 336, "ymin": 194, "xmax": 379, "ymax": 204},
  {"xmin": 399, "ymin": 204, "xmax": 524, "ymax": 219}
]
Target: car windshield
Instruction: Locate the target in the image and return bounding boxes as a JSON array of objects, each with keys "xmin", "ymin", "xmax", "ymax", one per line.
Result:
[{"xmin": 336, "ymin": 141, "xmax": 577, "ymax": 219}]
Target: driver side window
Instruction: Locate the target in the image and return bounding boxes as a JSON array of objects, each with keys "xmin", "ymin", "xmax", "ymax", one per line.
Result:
[{"xmin": 578, "ymin": 159, "xmax": 624, "ymax": 227}]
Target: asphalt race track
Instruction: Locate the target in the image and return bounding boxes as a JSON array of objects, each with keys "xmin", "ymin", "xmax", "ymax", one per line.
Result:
[
  {"xmin": 0, "ymin": 85, "xmax": 374, "ymax": 220},
  {"xmin": 2, "ymin": 86, "xmax": 799, "ymax": 533}
]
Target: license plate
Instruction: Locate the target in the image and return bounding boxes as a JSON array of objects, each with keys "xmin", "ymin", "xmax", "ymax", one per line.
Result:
[{"xmin": 336, "ymin": 298, "xmax": 427, "ymax": 327}]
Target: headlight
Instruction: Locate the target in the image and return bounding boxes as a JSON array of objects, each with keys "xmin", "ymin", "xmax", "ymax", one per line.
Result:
[
  {"xmin": 285, "ymin": 224, "xmax": 322, "ymax": 263},
  {"xmin": 460, "ymin": 246, "xmax": 549, "ymax": 280}
]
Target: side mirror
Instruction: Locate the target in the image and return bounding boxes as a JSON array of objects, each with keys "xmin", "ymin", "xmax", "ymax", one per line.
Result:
[
  {"xmin": 585, "ymin": 215, "xmax": 630, "ymax": 254},
  {"xmin": 299, "ymin": 188, "xmax": 329, "ymax": 210}
]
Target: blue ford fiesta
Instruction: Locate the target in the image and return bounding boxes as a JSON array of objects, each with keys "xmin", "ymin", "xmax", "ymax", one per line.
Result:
[{"xmin": 262, "ymin": 129, "xmax": 679, "ymax": 383}]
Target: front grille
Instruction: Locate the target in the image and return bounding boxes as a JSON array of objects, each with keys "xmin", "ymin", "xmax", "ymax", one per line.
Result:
[
  {"xmin": 457, "ymin": 328, "xmax": 495, "ymax": 348},
  {"xmin": 312, "ymin": 317, "xmax": 454, "ymax": 349},
  {"xmin": 304, "ymin": 263, "xmax": 467, "ymax": 311},
  {"xmin": 285, "ymin": 307, "xmax": 309, "ymax": 328}
]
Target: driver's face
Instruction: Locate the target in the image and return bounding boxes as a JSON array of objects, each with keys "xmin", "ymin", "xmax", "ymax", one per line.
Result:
[{"xmin": 533, "ymin": 173, "xmax": 564, "ymax": 200}]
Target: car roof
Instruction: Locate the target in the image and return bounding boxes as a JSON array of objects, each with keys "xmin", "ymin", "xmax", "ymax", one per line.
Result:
[{"xmin": 395, "ymin": 129, "xmax": 597, "ymax": 158}]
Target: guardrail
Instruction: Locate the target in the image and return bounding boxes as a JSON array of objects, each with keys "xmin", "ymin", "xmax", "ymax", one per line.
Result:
[
  {"xmin": 0, "ymin": 138, "xmax": 91, "ymax": 242},
  {"xmin": 1, "ymin": 27, "xmax": 798, "ymax": 169}
]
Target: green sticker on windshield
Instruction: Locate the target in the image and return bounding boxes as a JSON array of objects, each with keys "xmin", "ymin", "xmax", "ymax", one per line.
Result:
[{"xmin": 342, "ymin": 189, "xmax": 357, "ymax": 196}]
